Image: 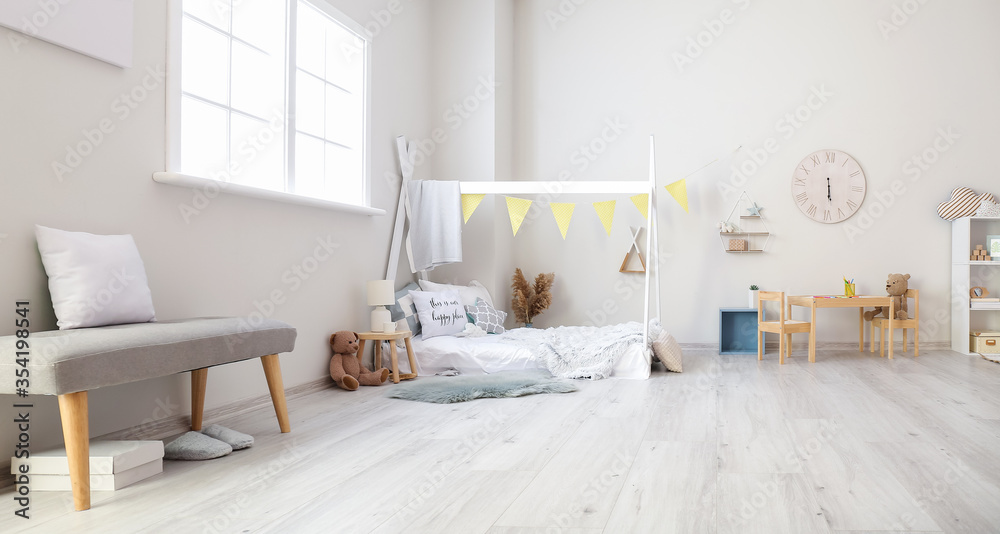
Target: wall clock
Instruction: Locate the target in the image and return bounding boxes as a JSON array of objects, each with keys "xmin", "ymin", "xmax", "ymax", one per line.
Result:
[{"xmin": 791, "ymin": 149, "xmax": 867, "ymax": 223}]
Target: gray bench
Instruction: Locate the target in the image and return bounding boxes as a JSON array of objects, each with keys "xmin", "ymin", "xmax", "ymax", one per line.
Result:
[{"xmin": 0, "ymin": 317, "xmax": 297, "ymax": 511}]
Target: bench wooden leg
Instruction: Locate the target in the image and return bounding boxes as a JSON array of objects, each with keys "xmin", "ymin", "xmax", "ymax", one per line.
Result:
[
  {"xmin": 191, "ymin": 368, "xmax": 208, "ymax": 431},
  {"xmin": 261, "ymin": 354, "xmax": 291, "ymax": 433},
  {"xmin": 57, "ymin": 391, "xmax": 90, "ymax": 511}
]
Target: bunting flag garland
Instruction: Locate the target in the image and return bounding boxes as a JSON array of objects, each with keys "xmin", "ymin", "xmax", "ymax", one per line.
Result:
[
  {"xmin": 505, "ymin": 196, "xmax": 533, "ymax": 236},
  {"xmin": 630, "ymin": 193, "xmax": 649, "ymax": 220},
  {"xmin": 592, "ymin": 200, "xmax": 616, "ymax": 236},
  {"xmin": 461, "ymin": 194, "xmax": 485, "ymax": 224},
  {"xmin": 549, "ymin": 202, "xmax": 576, "ymax": 240},
  {"xmin": 665, "ymin": 179, "xmax": 689, "ymax": 213}
]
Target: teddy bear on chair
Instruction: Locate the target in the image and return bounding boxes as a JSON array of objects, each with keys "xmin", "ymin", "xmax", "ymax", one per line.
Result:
[
  {"xmin": 329, "ymin": 331, "xmax": 389, "ymax": 391},
  {"xmin": 863, "ymin": 273, "xmax": 911, "ymax": 321}
]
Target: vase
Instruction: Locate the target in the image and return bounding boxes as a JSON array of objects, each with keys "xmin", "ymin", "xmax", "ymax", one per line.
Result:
[
  {"xmin": 524, "ymin": 322, "xmax": 533, "ymax": 328},
  {"xmin": 749, "ymin": 290, "xmax": 759, "ymax": 309}
]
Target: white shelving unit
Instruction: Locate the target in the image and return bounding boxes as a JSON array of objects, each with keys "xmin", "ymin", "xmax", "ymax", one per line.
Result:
[{"xmin": 951, "ymin": 217, "xmax": 1000, "ymax": 354}]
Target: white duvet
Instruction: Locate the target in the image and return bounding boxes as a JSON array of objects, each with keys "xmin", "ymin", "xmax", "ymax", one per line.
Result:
[{"xmin": 407, "ymin": 322, "xmax": 652, "ymax": 380}]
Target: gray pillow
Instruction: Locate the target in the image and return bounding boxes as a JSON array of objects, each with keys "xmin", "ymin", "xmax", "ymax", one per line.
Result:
[
  {"xmin": 465, "ymin": 298, "xmax": 507, "ymax": 334},
  {"xmin": 389, "ymin": 282, "xmax": 421, "ymax": 335}
]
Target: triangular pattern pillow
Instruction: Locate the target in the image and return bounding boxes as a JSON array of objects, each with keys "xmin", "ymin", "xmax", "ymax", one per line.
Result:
[{"xmin": 465, "ymin": 298, "xmax": 507, "ymax": 334}]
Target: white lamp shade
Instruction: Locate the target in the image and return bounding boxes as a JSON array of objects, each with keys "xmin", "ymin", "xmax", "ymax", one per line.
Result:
[{"xmin": 367, "ymin": 280, "xmax": 395, "ymax": 306}]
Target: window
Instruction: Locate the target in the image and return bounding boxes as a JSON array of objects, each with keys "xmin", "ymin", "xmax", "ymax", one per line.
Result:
[{"xmin": 166, "ymin": 0, "xmax": 370, "ymax": 208}]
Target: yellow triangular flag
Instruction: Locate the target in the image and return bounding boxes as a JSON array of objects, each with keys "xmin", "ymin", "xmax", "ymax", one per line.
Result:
[
  {"xmin": 461, "ymin": 193, "xmax": 485, "ymax": 224},
  {"xmin": 593, "ymin": 200, "xmax": 616, "ymax": 236},
  {"xmin": 630, "ymin": 193, "xmax": 649, "ymax": 220},
  {"xmin": 549, "ymin": 202, "xmax": 575, "ymax": 240},
  {"xmin": 665, "ymin": 179, "xmax": 689, "ymax": 213},
  {"xmin": 506, "ymin": 196, "xmax": 533, "ymax": 236}
]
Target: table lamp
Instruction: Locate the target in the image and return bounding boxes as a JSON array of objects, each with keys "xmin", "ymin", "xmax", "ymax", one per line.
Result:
[{"xmin": 367, "ymin": 279, "xmax": 395, "ymax": 332}]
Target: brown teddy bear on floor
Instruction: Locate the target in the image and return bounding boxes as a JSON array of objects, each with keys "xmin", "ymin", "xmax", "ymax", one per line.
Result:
[
  {"xmin": 864, "ymin": 273, "xmax": 911, "ymax": 321},
  {"xmin": 329, "ymin": 331, "xmax": 389, "ymax": 391}
]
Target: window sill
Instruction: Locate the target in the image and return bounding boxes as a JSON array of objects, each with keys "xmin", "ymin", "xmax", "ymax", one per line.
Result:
[{"xmin": 152, "ymin": 172, "xmax": 385, "ymax": 217}]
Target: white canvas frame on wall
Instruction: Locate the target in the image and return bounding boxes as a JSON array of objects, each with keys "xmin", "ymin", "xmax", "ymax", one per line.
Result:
[{"xmin": 0, "ymin": 0, "xmax": 134, "ymax": 68}]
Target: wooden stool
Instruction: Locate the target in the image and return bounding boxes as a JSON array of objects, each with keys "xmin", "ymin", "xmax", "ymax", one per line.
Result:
[{"xmin": 357, "ymin": 331, "xmax": 418, "ymax": 383}]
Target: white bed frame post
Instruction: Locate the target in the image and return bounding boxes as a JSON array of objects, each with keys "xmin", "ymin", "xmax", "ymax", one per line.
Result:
[
  {"xmin": 641, "ymin": 134, "xmax": 659, "ymax": 351},
  {"xmin": 385, "ymin": 136, "xmax": 412, "ymax": 281},
  {"xmin": 386, "ymin": 135, "xmax": 429, "ymax": 282}
]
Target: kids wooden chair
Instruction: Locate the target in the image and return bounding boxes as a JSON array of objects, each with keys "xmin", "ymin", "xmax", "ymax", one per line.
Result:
[
  {"xmin": 757, "ymin": 291, "xmax": 813, "ymax": 364},
  {"xmin": 871, "ymin": 288, "xmax": 919, "ymax": 358}
]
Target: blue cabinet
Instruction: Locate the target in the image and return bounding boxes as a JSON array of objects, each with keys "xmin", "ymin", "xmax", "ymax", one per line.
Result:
[{"xmin": 719, "ymin": 308, "xmax": 761, "ymax": 355}]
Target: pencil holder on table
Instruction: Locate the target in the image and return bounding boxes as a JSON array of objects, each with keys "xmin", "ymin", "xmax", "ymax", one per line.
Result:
[{"xmin": 845, "ymin": 283, "xmax": 856, "ymax": 297}]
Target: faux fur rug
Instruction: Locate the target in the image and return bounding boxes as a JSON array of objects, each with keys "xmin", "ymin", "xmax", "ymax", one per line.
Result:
[{"xmin": 386, "ymin": 370, "xmax": 577, "ymax": 404}]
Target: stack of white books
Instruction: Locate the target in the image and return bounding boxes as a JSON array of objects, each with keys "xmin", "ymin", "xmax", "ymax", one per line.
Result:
[
  {"xmin": 10, "ymin": 440, "xmax": 164, "ymax": 491},
  {"xmin": 971, "ymin": 297, "xmax": 1000, "ymax": 310}
]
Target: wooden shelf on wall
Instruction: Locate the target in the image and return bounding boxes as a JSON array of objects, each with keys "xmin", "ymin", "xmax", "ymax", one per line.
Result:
[{"xmin": 721, "ymin": 191, "xmax": 771, "ymax": 253}]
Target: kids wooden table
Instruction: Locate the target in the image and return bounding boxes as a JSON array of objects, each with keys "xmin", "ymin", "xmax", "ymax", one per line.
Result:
[{"xmin": 786, "ymin": 295, "xmax": 895, "ymax": 362}]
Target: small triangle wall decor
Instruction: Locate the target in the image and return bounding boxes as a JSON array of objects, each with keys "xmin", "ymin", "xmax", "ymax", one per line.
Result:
[{"xmin": 619, "ymin": 226, "xmax": 646, "ymax": 273}]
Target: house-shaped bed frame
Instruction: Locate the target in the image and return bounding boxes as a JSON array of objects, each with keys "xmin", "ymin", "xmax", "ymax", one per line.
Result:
[{"xmin": 385, "ymin": 135, "xmax": 662, "ymax": 360}]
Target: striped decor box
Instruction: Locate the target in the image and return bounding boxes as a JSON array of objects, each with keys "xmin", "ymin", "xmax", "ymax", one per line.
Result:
[{"xmin": 937, "ymin": 187, "xmax": 995, "ymax": 220}]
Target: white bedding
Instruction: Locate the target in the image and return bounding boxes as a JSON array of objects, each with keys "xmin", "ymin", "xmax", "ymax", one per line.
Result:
[{"xmin": 408, "ymin": 323, "xmax": 652, "ymax": 380}]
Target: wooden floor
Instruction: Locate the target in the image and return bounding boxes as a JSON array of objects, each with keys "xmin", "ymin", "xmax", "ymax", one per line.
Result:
[{"xmin": 4, "ymin": 346, "xmax": 1000, "ymax": 533}]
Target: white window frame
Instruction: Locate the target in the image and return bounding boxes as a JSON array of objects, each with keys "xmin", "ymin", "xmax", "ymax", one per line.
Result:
[{"xmin": 154, "ymin": 0, "xmax": 381, "ymax": 217}]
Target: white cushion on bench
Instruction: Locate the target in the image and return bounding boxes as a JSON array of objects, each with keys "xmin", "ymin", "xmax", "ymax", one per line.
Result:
[{"xmin": 0, "ymin": 317, "xmax": 296, "ymax": 396}]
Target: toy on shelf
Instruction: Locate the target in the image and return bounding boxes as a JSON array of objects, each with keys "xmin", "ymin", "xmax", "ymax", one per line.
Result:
[
  {"xmin": 937, "ymin": 187, "xmax": 995, "ymax": 220},
  {"xmin": 972, "ymin": 245, "xmax": 993, "ymax": 262},
  {"xmin": 716, "ymin": 221, "xmax": 740, "ymax": 233}
]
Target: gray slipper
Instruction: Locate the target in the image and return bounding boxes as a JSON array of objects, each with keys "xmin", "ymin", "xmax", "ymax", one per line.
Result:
[
  {"xmin": 202, "ymin": 424, "xmax": 254, "ymax": 450},
  {"xmin": 164, "ymin": 431, "xmax": 232, "ymax": 460}
]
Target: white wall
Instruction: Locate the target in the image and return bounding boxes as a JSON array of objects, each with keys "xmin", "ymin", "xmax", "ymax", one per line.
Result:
[
  {"xmin": 0, "ymin": 0, "xmax": 432, "ymax": 457},
  {"xmin": 505, "ymin": 0, "xmax": 1000, "ymax": 343},
  {"xmin": 420, "ymin": 0, "xmax": 505, "ymax": 298},
  {"xmin": 493, "ymin": 0, "xmax": 516, "ymax": 304}
]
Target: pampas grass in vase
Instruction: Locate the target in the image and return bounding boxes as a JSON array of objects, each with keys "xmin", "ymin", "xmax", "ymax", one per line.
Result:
[{"xmin": 511, "ymin": 268, "xmax": 555, "ymax": 327}]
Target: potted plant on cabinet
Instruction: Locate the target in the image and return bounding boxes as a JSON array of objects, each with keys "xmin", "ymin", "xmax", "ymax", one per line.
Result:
[{"xmin": 749, "ymin": 284, "xmax": 759, "ymax": 309}]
